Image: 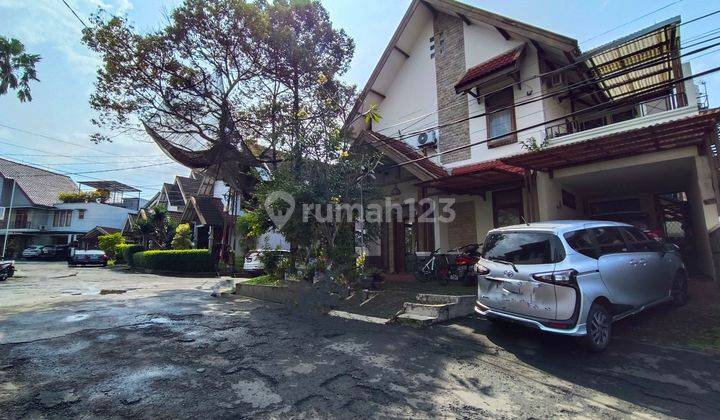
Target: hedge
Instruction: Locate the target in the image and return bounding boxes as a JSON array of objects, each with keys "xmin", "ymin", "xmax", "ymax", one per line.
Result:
[
  {"xmin": 132, "ymin": 249, "xmax": 216, "ymax": 273},
  {"xmin": 116, "ymin": 244, "xmax": 145, "ymax": 265}
]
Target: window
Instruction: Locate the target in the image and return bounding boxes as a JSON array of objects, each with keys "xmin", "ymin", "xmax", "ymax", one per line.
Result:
[
  {"xmin": 620, "ymin": 227, "xmax": 659, "ymax": 252},
  {"xmin": 53, "ymin": 210, "xmax": 72, "ymax": 227},
  {"xmin": 485, "ymin": 87, "xmax": 516, "ymax": 147},
  {"xmin": 13, "ymin": 209, "xmax": 28, "ymax": 229},
  {"xmin": 482, "ymin": 232, "xmax": 564, "ymax": 265},
  {"xmin": 591, "ymin": 227, "xmax": 627, "ymax": 256},
  {"xmin": 492, "ymin": 189, "xmax": 523, "ymax": 228},
  {"xmin": 564, "ymin": 229, "xmax": 598, "ymax": 259},
  {"xmin": 78, "ymin": 209, "xmax": 85, "ymax": 220}
]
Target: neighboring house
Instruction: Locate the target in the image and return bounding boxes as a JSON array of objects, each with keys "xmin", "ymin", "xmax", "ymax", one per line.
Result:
[
  {"xmin": 348, "ymin": 0, "xmax": 720, "ymax": 278},
  {"xmin": 0, "ymin": 158, "xmax": 136, "ymax": 256}
]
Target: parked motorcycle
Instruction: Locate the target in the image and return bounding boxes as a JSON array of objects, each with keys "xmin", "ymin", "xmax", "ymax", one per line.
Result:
[
  {"xmin": 0, "ymin": 260, "xmax": 16, "ymax": 281},
  {"xmin": 445, "ymin": 243, "xmax": 482, "ymax": 286}
]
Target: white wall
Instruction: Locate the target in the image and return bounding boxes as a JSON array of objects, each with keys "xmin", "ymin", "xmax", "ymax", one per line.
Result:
[
  {"xmin": 373, "ymin": 13, "xmax": 438, "ymax": 138},
  {"xmin": 47, "ymin": 203, "xmax": 134, "ymax": 233}
]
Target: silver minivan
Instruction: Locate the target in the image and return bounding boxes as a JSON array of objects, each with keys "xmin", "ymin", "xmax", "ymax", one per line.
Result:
[{"xmin": 474, "ymin": 221, "xmax": 687, "ymax": 351}]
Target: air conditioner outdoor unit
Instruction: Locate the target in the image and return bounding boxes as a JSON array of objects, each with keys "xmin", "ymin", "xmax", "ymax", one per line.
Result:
[{"xmin": 416, "ymin": 129, "xmax": 438, "ymax": 147}]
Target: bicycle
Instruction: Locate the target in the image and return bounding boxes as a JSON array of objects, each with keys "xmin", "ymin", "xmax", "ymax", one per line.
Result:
[{"xmin": 414, "ymin": 248, "xmax": 451, "ymax": 283}]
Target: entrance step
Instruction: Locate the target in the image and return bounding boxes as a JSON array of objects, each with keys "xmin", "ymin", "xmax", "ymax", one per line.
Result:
[
  {"xmin": 398, "ymin": 294, "xmax": 477, "ymax": 327},
  {"xmin": 396, "ymin": 313, "xmax": 436, "ymax": 327}
]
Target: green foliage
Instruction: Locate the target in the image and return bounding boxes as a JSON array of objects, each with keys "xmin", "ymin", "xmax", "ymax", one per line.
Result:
[
  {"xmin": 236, "ymin": 212, "xmax": 270, "ymax": 243},
  {"xmin": 171, "ymin": 223, "xmax": 193, "ymax": 249},
  {"xmin": 132, "ymin": 249, "xmax": 216, "ymax": 272},
  {"xmin": 116, "ymin": 244, "xmax": 144, "ymax": 266},
  {"xmin": 0, "ymin": 36, "xmax": 40, "ymax": 102},
  {"xmin": 258, "ymin": 249, "xmax": 287, "ymax": 279},
  {"xmin": 58, "ymin": 190, "xmax": 110, "ymax": 203},
  {"xmin": 98, "ymin": 232, "xmax": 125, "ymax": 258},
  {"xmin": 245, "ymin": 274, "xmax": 282, "ymax": 286}
]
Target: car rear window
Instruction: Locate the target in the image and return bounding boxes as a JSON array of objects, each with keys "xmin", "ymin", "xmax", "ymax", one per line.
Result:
[
  {"xmin": 482, "ymin": 232, "xmax": 564, "ymax": 264},
  {"xmin": 564, "ymin": 229, "xmax": 598, "ymax": 259}
]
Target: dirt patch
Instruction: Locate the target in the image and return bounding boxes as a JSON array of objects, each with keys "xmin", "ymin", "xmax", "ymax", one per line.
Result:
[{"xmin": 100, "ymin": 289, "xmax": 127, "ymax": 295}]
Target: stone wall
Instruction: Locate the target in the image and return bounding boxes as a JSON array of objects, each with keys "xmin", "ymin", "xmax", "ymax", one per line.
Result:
[
  {"xmin": 447, "ymin": 201, "xmax": 477, "ymax": 249},
  {"xmin": 433, "ymin": 13, "xmax": 470, "ymax": 164}
]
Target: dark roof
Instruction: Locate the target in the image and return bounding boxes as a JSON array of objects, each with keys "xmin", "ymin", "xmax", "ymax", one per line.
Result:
[
  {"xmin": 163, "ymin": 183, "xmax": 184, "ymax": 207},
  {"xmin": 502, "ymin": 108, "xmax": 720, "ymax": 171},
  {"xmin": 182, "ymin": 196, "xmax": 226, "ymax": 226},
  {"xmin": 364, "ymin": 131, "xmax": 448, "ymax": 179},
  {"xmin": 455, "ymin": 45, "xmax": 524, "ymax": 92},
  {"xmin": 451, "ymin": 159, "xmax": 524, "ymax": 176},
  {"xmin": 175, "ymin": 176, "xmax": 202, "ymax": 201},
  {"xmin": 82, "ymin": 226, "xmax": 121, "ymax": 240},
  {"xmin": 166, "ymin": 211, "xmax": 183, "ymax": 225},
  {"xmin": 0, "ymin": 157, "xmax": 78, "ymax": 207},
  {"xmin": 419, "ymin": 159, "xmax": 525, "ymax": 195}
]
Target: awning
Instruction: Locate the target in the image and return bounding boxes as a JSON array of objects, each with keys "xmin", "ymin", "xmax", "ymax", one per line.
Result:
[
  {"xmin": 501, "ymin": 109, "xmax": 720, "ymax": 172},
  {"xmin": 360, "ymin": 131, "xmax": 448, "ymax": 181},
  {"xmin": 579, "ymin": 17, "xmax": 680, "ymax": 101},
  {"xmin": 79, "ymin": 181, "xmax": 140, "ymax": 193},
  {"xmin": 419, "ymin": 160, "xmax": 525, "ymax": 194},
  {"xmin": 455, "ymin": 45, "xmax": 525, "ymax": 94}
]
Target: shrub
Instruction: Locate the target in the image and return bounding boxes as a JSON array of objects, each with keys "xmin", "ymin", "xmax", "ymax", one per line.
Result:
[
  {"xmin": 171, "ymin": 223, "xmax": 192, "ymax": 249},
  {"xmin": 58, "ymin": 190, "xmax": 110, "ymax": 203},
  {"xmin": 117, "ymin": 244, "xmax": 144, "ymax": 266},
  {"xmin": 98, "ymin": 233, "xmax": 125, "ymax": 258},
  {"xmin": 132, "ymin": 249, "xmax": 215, "ymax": 272},
  {"xmin": 258, "ymin": 249, "xmax": 287, "ymax": 279}
]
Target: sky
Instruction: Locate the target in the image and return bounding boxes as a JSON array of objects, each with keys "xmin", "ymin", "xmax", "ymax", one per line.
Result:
[{"xmin": 0, "ymin": 0, "xmax": 718, "ymax": 199}]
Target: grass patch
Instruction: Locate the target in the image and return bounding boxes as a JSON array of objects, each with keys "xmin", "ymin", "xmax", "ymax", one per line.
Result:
[
  {"xmin": 244, "ymin": 275, "xmax": 283, "ymax": 286},
  {"xmin": 688, "ymin": 312, "xmax": 720, "ymax": 353}
]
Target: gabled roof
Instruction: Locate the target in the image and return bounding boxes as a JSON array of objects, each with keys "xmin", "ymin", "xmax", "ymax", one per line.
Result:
[
  {"xmin": 361, "ymin": 131, "xmax": 448, "ymax": 180},
  {"xmin": 347, "ymin": 0, "xmax": 578, "ymax": 129},
  {"xmin": 163, "ymin": 183, "xmax": 184, "ymax": 207},
  {"xmin": 455, "ymin": 45, "xmax": 524, "ymax": 92},
  {"xmin": 0, "ymin": 157, "xmax": 78, "ymax": 207},
  {"xmin": 181, "ymin": 196, "xmax": 226, "ymax": 226},
  {"xmin": 175, "ymin": 176, "xmax": 202, "ymax": 202}
]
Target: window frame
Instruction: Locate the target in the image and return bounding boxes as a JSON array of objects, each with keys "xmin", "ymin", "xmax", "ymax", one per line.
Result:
[{"xmin": 485, "ymin": 87, "xmax": 517, "ymax": 148}]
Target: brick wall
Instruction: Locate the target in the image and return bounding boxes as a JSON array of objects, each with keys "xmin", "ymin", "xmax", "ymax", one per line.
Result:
[
  {"xmin": 447, "ymin": 201, "xmax": 476, "ymax": 249},
  {"xmin": 433, "ymin": 13, "xmax": 470, "ymax": 164}
]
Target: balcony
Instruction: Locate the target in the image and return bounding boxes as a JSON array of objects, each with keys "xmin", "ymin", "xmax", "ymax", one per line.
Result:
[{"xmin": 545, "ymin": 93, "xmax": 688, "ymax": 140}]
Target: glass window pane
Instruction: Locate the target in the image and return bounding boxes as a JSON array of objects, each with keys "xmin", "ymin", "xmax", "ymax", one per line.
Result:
[
  {"xmin": 482, "ymin": 232, "xmax": 563, "ymax": 264},
  {"xmin": 591, "ymin": 227, "xmax": 627, "ymax": 256}
]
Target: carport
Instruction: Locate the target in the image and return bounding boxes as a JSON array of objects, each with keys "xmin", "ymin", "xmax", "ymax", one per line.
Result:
[{"xmin": 503, "ymin": 110, "xmax": 720, "ymax": 279}]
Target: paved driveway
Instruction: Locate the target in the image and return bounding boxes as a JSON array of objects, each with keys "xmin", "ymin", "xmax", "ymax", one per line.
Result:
[{"xmin": 1, "ymin": 262, "xmax": 719, "ymax": 418}]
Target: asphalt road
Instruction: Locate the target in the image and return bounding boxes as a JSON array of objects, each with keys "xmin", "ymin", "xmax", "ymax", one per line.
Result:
[{"xmin": 1, "ymin": 262, "xmax": 718, "ymax": 418}]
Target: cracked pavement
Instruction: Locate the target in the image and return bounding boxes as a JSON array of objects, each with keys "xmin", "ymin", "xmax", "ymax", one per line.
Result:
[{"xmin": 1, "ymin": 262, "xmax": 719, "ymax": 418}]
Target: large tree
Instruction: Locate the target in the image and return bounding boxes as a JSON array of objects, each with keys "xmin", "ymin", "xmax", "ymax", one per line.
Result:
[
  {"xmin": 82, "ymin": 0, "xmax": 357, "ymax": 194},
  {"xmin": 0, "ymin": 36, "xmax": 40, "ymax": 102}
]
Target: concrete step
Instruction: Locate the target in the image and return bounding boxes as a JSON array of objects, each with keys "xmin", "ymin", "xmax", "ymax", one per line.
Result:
[
  {"xmin": 396, "ymin": 313, "xmax": 436, "ymax": 328},
  {"xmin": 402, "ymin": 302, "xmax": 452, "ymax": 318}
]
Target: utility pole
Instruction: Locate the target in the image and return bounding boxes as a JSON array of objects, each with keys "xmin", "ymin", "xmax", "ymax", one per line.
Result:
[{"xmin": 2, "ymin": 179, "xmax": 17, "ymax": 259}]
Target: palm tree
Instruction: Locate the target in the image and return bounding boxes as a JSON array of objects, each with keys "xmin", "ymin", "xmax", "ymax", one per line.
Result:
[
  {"xmin": 133, "ymin": 219, "xmax": 154, "ymax": 248},
  {"xmin": 0, "ymin": 36, "xmax": 40, "ymax": 102}
]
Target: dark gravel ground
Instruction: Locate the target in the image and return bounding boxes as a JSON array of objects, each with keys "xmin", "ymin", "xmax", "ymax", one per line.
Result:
[{"xmin": 1, "ymin": 262, "xmax": 719, "ymax": 419}]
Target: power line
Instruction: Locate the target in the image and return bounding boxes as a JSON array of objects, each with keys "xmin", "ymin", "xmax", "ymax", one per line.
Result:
[
  {"xmin": 384, "ymin": 38, "xmax": 720, "ymax": 144},
  {"xmin": 61, "ymin": 0, "xmax": 88, "ymax": 28},
  {"xmin": 373, "ymin": 9, "xmax": 720, "ymax": 137},
  {"xmin": 387, "ymin": 64, "xmax": 720, "ymax": 170},
  {"xmin": 580, "ymin": 0, "xmax": 682, "ymax": 44}
]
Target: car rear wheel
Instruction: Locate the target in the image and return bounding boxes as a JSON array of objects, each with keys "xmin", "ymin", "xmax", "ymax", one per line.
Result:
[
  {"xmin": 671, "ymin": 271, "xmax": 688, "ymax": 307},
  {"xmin": 585, "ymin": 303, "xmax": 611, "ymax": 352}
]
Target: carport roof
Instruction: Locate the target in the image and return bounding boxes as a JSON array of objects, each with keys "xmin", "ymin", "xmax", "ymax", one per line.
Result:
[
  {"xmin": 501, "ymin": 109, "xmax": 720, "ymax": 172},
  {"xmin": 419, "ymin": 160, "xmax": 525, "ymax": 194}
]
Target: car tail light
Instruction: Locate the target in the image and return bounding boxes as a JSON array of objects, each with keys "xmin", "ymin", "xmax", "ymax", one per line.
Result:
[
  {"xmin": 532, "ymin": 269, "xmax": 577, "ymax": 286},
  {"xmin": 455, "ymin": 256, "xmax": 474, "ymax": 265},
  {"xmin": 475, "ymin": 264, "xmax": 490, "ymax": 275},
  {"xmin": 102, "ymin": 254, "xmax": 108, "ymax": 261},
  {"xmin": 547, "ymin": 321, "xmax": 572, "ymax": 329}
]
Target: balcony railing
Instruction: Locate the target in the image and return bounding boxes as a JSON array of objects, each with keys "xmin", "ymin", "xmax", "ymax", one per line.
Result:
[{"xmin": 545, "ymin": 92, "xmax": 687, "ymax": 140}]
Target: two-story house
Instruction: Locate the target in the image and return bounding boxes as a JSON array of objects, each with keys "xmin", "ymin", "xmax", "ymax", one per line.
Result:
[
  {"xmin": 348, "ymin": 0, "xmax": 720, "ymax": 279},
  {"xmin": 0, "ymin": 158, "xmax": 136, "ymax": 256}
]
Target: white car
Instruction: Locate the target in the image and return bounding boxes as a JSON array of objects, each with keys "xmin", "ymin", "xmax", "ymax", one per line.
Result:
[
  {"xmin": 243, "ymin": 249, "xmax": 290, "ymax": 275},
  {"xmin": 21, "ymin": 245, "xmax": 46, "ymax": 259}
]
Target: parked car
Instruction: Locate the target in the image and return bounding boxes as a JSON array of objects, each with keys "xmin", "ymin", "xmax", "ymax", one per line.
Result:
[
  {"xmin": 243, "ymin": 249, "xmax": 290, "ymax": 276},
  {"xmin": 21, "ymin": 245, "xmax": 46, "ymax": 259},
  {"xmin": 68, "ymin": 250, "xmax": 109, "ymax": 267},
  {"xmin": 474, "ymin": 221, "xmax": 687, "ymax": 352}
]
